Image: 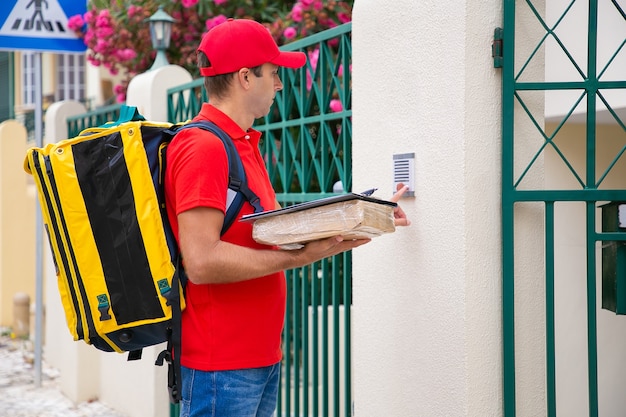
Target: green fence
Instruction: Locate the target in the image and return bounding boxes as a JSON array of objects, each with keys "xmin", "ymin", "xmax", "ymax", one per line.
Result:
[
  {"xmin": 501, "ymin": 1, "xmax": 626, "ymax": 415},
  {"xmin": 66, "ymin": 103, "xmax": 122, "ymax": 138}
]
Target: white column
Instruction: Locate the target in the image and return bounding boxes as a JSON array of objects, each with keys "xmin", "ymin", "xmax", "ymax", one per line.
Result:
[{"xmin": 126, "ymin": 65, "xmax": 193, "ymax": 122}]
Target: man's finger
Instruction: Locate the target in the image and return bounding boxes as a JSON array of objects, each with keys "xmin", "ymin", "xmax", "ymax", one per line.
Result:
[{"xmin": 390, "ymin": 183, "xmax": 409, "ymax": 203}]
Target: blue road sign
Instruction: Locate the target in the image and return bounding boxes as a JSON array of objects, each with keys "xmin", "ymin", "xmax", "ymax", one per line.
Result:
[{"xmin": 0, "ymin": 0, "xmax": 86, "ymax": 53}]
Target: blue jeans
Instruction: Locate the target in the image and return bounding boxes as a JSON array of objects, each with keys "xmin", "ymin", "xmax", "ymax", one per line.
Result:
[{"xmin": 179, "ymin": 363, "xmax": 281, "ymax": 417}]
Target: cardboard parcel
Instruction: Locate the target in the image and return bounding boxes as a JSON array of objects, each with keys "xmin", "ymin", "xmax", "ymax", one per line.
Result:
[{"xmin": 240, "ymin": 193, "xmax": 397, "ymax": 249}]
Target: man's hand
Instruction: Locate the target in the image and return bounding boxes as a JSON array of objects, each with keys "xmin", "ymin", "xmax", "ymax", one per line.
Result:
[
  {"xmin": 296, "ymin": 235, "xmax": 371, "ymax": 265},
  {"xmin": 390, "ymin": 183, "xmax": 411, "ymax": 227}
]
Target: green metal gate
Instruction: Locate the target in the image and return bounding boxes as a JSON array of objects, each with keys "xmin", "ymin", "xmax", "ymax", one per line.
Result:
[{"xmin": 500, "ymin": 1, "xmax": 626, "ymax": 415}]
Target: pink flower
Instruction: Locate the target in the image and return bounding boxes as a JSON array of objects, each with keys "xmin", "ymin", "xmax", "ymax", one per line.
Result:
[
  {"xmin": 313, "ymin": 0, "xmax": 323, "ymax": 11},
  {"xmin": 213, "ymin": 0, "xmax": 228, "ymax": 5},
  {"xmin": 338, "ymin": 12, "xmax": 351, "ymax": 24},
  {"xmin": 308, "ymin": 48, "xmax": 319, "ymax": 69},
  {"xmin": 116, "ymin": 48, "xmax": 137, "ymax": 61},
  {"xmin": 306, "ymin": 48, "xmax": 319, "ymax": 90},
  {"xmin": 116, "ymin": 93, "xmax": 126, "ymax": 103},
  {"xmin": 283, "ymin": 27, "xmax": 297, "ymax": 40},
  {"xmin": 95, "ymin": 11, "xmax": 111, "ymax": 29},
  {"xmin": 215, "ymin": 15, "xmax": 228, "ymax": 25},
  {"xmin": 67, "ymin": 14, "xmax": 84, "ymax": 31},
  {"xmin": 301, "ymin": 0, "xmax": 314, "ymax": 7},
  {"xmin": 181, "ymin": 0, "xmax": 199, "ymax": 7},
  {"xmin": 87, "ymin": 56, "xmax": 101, "ymax": 67},
  {"xmin": 94, "ymin": 39, "xmax": 109, "ymax": 54},
  {"xmin": 97, "ymin": 26, "xmax": 114, "ymax": 38},
  {"xmin": 291, "ymin": 4, "xmax": 303, "ymax": 22},
  {"xmin": 329, "ymin": 99, "xmax": 342, "ymax": 112},
  {"xmin": 84, "ymin": 31, "xmax": 94, "ymax": 44},
  {"xmin": 206, "ymin": 15, "xmax": 228, "ymax": 31},
  {"xmin": 128, "ymin": 5, "xmax": 143, "ymax": 18}
]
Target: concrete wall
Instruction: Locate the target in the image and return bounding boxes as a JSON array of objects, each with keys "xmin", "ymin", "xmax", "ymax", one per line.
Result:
[{"xmin": 351, "ymin": 0, "xmax": 506, "ymax": 415}]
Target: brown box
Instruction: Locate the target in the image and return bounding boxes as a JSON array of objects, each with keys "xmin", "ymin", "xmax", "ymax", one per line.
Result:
[{"xmin": 241, "ymin": 194, "xmax": 396, "ymax": 249}]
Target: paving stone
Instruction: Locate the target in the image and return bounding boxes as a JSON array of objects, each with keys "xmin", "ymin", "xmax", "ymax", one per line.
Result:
[{"xmin": 0, "ymin": 329, "xmax": 126, "ymax": 417}]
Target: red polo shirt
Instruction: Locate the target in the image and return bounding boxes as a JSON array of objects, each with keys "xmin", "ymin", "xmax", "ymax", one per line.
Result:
[{"xmin": 164, "ymin": 103, "xmax": 285, "ymax": 371}]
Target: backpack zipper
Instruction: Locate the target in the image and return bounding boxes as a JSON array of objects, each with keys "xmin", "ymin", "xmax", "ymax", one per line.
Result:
[{"xmin": 32, "ymin": 151, "xmax": 92, "ymax": 343}]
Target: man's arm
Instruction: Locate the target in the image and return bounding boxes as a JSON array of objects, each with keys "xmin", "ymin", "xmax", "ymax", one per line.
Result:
[{"xmin": 178, "ymin": 206, "xmax": 370, "ymax": 285}]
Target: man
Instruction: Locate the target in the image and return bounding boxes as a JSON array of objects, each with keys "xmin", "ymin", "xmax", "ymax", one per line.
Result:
[{"xmin": 164, "ymin": 18, "xmax": 409, "ymax": 417}]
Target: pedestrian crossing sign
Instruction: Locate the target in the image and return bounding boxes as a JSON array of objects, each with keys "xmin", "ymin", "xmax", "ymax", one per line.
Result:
[{"xmin": 0, "ymin": 0, "xmax": 86, "ymax": 53}]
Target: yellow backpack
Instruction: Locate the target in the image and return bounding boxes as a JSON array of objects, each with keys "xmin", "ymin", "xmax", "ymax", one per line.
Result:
[{"xmin": 23, "ymin": 105, "xmax": 262, "ymax": 402}]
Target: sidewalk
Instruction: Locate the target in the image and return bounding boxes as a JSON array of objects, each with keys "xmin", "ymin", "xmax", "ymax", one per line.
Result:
[{"xmin": 0, "ymin": 329, "xmax": 126, "ymax": 417}]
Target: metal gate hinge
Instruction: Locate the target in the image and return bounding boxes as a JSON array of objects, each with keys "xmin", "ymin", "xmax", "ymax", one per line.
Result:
[{"xmin": 492, "ymin": 27, "xmax": 503, "ymax": 68}]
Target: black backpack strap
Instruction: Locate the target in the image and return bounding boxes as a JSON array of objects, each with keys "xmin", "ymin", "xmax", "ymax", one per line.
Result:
[
  {"xmin": 180, "ymin": 121, "xmax": 265, "ymax": 231},
  {"xmin": 155, "ymin": 258, "xmax": 184, "ymax": 404}
]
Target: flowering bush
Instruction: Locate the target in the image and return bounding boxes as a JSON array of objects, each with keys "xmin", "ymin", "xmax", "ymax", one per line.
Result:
[{"xmin": 69, "ymin": 0, "xmax": 353, "ymax": 103}]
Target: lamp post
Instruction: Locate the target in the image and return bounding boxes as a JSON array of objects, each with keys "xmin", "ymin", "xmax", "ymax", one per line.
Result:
[{"xmin": 148, "ymin": 6, "xmax": 175, "ymax": 71}]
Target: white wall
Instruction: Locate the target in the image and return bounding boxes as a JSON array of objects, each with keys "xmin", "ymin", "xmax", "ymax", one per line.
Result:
[{"xmin": 352, "ymin": 0, "xmax": 506, "ymax": 415}]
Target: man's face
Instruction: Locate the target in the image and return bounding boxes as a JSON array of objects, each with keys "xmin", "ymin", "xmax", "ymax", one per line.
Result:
[{"xmin": 248, "ymin": 63, "xmax": 283, "ymax": 119}]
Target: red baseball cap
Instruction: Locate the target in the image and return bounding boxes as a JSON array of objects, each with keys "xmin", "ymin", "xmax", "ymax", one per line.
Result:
[{"xmin": 197, "ymin": 19, "xmax": 306, "ymax": 77}]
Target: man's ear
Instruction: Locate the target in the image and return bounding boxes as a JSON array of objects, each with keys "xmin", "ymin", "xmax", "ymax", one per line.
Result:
[{"xmin": 237, "ymin": 68, "xmax": 250, "ymax": 88}]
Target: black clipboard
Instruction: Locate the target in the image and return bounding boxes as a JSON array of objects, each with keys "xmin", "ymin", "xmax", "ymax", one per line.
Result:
[{"xmin": 240, "ymin": 193, "xmax": 397, "ymax": 223}]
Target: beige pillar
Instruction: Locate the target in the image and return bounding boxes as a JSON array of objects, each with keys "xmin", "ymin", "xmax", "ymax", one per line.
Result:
[{"xmin": 0, "ymin": 120, "xmax": 35, "ymax": 328}]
